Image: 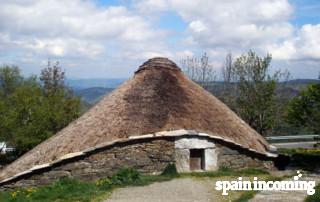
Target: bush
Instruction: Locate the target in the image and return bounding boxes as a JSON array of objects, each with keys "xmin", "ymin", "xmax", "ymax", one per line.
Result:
[
  {"xmin": 95, "ymin": 178, "xmax": 113, "ymax": 189},
  {"xmin": 233, "ymin": 191, "xmax": 258, "ymax": 202},
  {"xmin": 161, "ymin": 164, "xmax": 178, "ymax": 177},
  {"xmin": 111, "ymin": 168, "xmax": 141, "ymax": 185},
  {"xmin": 305, "ymin": 184, "xmax": 320, "ymax": 202},
  {"xmin": 278, "ymin": 149, "xmax": 320, "ymax": 171}
]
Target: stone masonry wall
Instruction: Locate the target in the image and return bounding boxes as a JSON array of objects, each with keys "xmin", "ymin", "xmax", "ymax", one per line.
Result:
[
  {"xmin": 2, "ymin": 138, "xmax": 175, "ymax": 190},
  {"xmin": 0, "ymin": 136, "xmax": 276, "ymax": 190},
  {"xmin": 217, "ymin": 144, "xmax": 275, "ymax": 170}
]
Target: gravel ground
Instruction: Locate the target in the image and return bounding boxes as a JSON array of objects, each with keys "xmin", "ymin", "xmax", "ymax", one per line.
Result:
[
  {"xmin": 104, "ymin": 178, "xmax": 215, "ymax": 202},
  {"xmin": 104, "ymin": 172, "xmax": 320, "ymax": 202}
]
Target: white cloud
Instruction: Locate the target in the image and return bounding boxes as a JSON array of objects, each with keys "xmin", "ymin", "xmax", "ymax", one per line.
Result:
[
  {"xmin": 176, "ymin": 50, "xmax": 194, "ymax": 58},
  {"xmin": 0, "ymin": 0, "xmax": 170, "ymax": 72},
  {"xmin": 0, "ymin": 0, "xmax": 319, "ymax": 78},
  {"xmin": 189, "ymin": 20, "xmax": 207, "ymax": 33},
  {"xmin": 269, "ymin": 24, "xmax": 320, "ymax": 61},
  {"xmin": 149, "ymin": 0, "xmax": 294, "ymax": 50},
  {"xmin": 135, "ymin": 0, "xmax": 320, "ymax": 76}
]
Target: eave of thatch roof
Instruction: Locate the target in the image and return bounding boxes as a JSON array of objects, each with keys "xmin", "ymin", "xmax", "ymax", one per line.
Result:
[
  {"xmin": 0, "ymin": 57, "xmax": 274, "ymax": 182},
  {"xmin": 0, "ymin": 129, "xmax": 277, "ymax": 186}
]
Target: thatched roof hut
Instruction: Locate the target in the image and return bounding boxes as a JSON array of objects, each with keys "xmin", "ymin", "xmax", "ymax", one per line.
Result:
[{"xmin": 0, "ymin": 58, "xmax": 276, "ymax": 186}]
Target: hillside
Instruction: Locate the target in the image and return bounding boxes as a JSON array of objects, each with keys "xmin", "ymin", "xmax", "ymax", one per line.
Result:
[
  {"xmin": 74, "ymin": 87, "xmax": 114, "ymax": 104},
  {"xmin": 67, "ymin": 78, "xmax": 126, "ymax": 89},
  {"xmin": 72, "ymin": 79, "xmax": 318, "ymax": 107}
]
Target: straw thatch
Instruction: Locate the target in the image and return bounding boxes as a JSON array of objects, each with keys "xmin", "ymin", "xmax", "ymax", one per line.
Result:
[{"xmin": 0, "ymin": 57, "xmax": 271, "ymax": 181}]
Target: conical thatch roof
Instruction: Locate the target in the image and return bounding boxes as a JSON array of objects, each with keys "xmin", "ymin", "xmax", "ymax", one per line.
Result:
[{"xmin": 0, "ymin": 58, "xmax": 272, "ymax": 181}]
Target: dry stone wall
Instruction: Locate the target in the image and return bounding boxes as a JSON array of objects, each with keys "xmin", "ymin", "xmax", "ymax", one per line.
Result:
[
  {"xmin": 217, "ymin": 143, "xmax": 275, "ymax": 170},
  {"xmin": 0, "ymin": 134, "xmax": 275, "ymax": 190},
  {"xmin": 1, "ymin": 138, "xmax": 175, "ymax": 190}
]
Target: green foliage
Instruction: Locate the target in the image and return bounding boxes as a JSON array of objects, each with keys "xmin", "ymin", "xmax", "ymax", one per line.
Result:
[
  {"xmin": 0, "ymin": 167, "xmax": 275, "ymax": 202},
  {"xmin": 305, "ymin": 184, "xmax": 320, "ymax": 202},
  {"xmin": 0, "ymin": 66, "xmax": 23, "ymax": 98},
  {"xmin": 232, "ymin": 50, "xmax": 278, "ymax": 135},
  {"xmin": 287, "ymin": 83, "xmax": 320, "ymax": 133},
  {"xmin": 111, "ymin": 168, "xmax": 141, "ymax": 185},
  {"xmin": 0, "ymin": 168, "xmax": 144, "ymax": 202},
  {"xmin": 161, "ymin": 163, "xmax": 178, "ymax": 177},
  {"xmin": 278, "ymin": 148, "xmax": 320, "ymax": 155},
  {"xmin": 233, "ymin": 191, "xmax": 258, "ymax": 202},
  {"xmin": 0, "ymin": 64, "xmax": 81, "ymax": 158},
  {"xmin": 278, "ymin": 148, "xmax": 320, "ymax": 171},
  {"xmin": 0, "ymin": 178, "xmax": 106, "ymax": 202},
  {"xmin": 95, "ymin": 178, "xmax": 113, "ymax": 189},
  {"xmin": 181, "ymin": 167, "xmax": 269, "ymax": 178}
]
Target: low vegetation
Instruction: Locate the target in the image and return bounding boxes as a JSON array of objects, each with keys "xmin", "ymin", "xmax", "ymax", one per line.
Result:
[
  {"xmin": 0, "ymin": 166, "xmax": 274, "ymax": 202},
  {"xmin": 180, "ymin": 167, "xmax": 269, "ymax": 178},
  {"xmin": 233, "ymin": 190, "xmax": 258, "ymax": 202},
  {"xmin": 0, "ymin": 168, "xmax": 145, "ymax": 202},
  {"xmin": 0, "ymin": 62, "xmax": 81, "ymax": 163},
  {"xmin": 278, "ymin": 148, "xmax": 320, "ymax": 155},
  {"xmin": 305, "ymin": 184, "xmax": 320, "ymax": 202},
  {"xmin": 278, "ymin": 148, "xmax": 320, "ymax": 171}
]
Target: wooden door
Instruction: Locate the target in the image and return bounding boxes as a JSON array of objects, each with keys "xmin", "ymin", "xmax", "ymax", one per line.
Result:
[{"xmin": 190, "ymin": 149, "xmax": 204, "ymax": 170}]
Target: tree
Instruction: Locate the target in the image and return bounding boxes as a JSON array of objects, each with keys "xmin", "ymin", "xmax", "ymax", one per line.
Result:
[
  {"xmin": 40, "ymin": 61, "xmax": 65, "ymax": 95},
  {"xmin": 0, "ymin": 65, "xmax": 22, "ymax": 98},
  {"xmin": 222, "ymin": 52, "xmax": 233, "ymax": 84},
  {"xmin": 180, "ymin": 53, "xmax": 216, "ymax": 89},
  {"xmin": 40, "ymin": 61, "xmax": 81, "ymax": 132},
  {"xmin": 287, "ymin": 83, "xmax": 320, "ymax": 133},
  {"xmin": 5, "ymin": 77, "xmax": 50, "ymax": 153},
  {"xmin": 0, "ymin": 63, "xmax": 81, "ymax": 157},
  {"xmin": 231, "ymin": 50, "xmax": 279, "ymax": 135},
  {"xmin": 219, "ymin": 52, "xmax": 237, "ymax": 109}
]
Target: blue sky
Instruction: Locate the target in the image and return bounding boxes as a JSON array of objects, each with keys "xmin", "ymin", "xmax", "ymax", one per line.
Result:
[
  {"xmin": 290, "ymin": 0, "xmax": 320, "ymax": 25},
  {"xmin": 0, "ymin": 0, "xmax": 319, "ymax": 79}
]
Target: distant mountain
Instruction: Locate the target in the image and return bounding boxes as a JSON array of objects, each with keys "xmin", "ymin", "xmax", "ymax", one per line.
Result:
[
  {"xmin": 275, "ymin": 87, "xmax": 300, "ymax": 98},
  {"xmin": 284, "ymin": 79, "xmax": 320, "ymax": 85},
  {"xmin": 72, "ymin": 78, "xmax": 319, "ymax": 106},
  {"xmin": 66, "ymin": 78, "xmax": 126, "ymax": 90},
  {"xmin": 74, "ymin": 87, "xmax": 114, "ymax": 104}
]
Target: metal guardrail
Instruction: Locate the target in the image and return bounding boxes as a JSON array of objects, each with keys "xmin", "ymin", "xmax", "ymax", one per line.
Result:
[
  {"xmin": 266, "ymin": 135, "xmax": 320, "ymax": 143},
  {"xmin": 266, "ymin": 135, "xmax": 319, "ymax": 140},
  {"xmin": 266, "ymin": 135, "xmax": 320, "ymax": 149}
]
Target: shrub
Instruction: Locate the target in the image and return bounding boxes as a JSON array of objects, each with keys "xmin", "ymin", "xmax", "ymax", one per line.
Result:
[
  {"xmin": 161, "ymin": 164, "xmax": 178, "ymax": 177},
  {"xmin": 95, "ymin": 178, "xmax": 113, "ymax": 189},
  {"xmin": 305, "ymin": 184, "xmax": 320, "ymax": 202},
  {"xmin": 111, "ymin": 168, "xmax": 141, "ymax": 185},
  {"xmin": 233, "ymin": 191, "xmax": 258, "ymax": 202}
]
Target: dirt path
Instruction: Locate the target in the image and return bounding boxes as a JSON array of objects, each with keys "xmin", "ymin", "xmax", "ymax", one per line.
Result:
[
  {"xmin": 104, "ymin": 172, "xmax": 320, "ymax": 202},
  {"xmin": 104, "ymin": 178, "xmax": 215, "ymax": 202}
]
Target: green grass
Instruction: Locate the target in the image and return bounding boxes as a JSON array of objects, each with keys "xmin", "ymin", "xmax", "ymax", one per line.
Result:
[
  {"xmin": 232, "ymin": 191, "xmax": 258, "ymax": 202},
  {"xmin": 0, "ymin": 167, "xmax": 177, "ymax": 202},
  {"xmin": 305, "ymin": 184, "xmax": 320, "ymax": 202},
  {"xmin": 0, "ymin": 178, "xmax": 107, "ymax": 202},
  {"xmin": 161, "ymin": 163, "xmax": 178, "ymax": 177},
  {"xmin": 0, "ymin": 166, "xmax": 272, "ymax": 202},
  {"xmin": 180, "ymin": 167, "xmax": 269, "ymax": 178}
]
